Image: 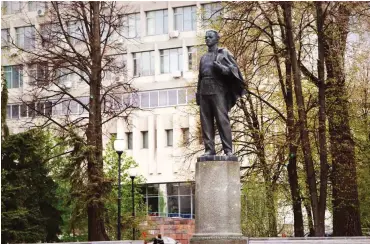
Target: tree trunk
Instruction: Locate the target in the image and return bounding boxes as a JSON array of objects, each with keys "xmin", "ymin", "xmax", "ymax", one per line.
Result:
[
  {"xmin": 274, "ymin": 5, "xmax": 304, "ymax": 236},
  {"xmin": 324, "ymin": 3, "xmax": 362, "ymax": 236},
  {"xmin": 315, "ymin": 2, "xmax": 329, "ymax": 237},
  {"xmin": 304, "ymin": 198, "xmax": 315, "ymax": 236},
  {"xmin": 285, "ymin": 56, "xmax": 304, "ymax": 237},
  {"xmin": 282, "ymin": 2, "xmax": 320, "ymax": 236},
  {"xmin": 86, "ymin": 2, "xmax": 109, "ymax": 241},
  {"xmin": 265, "ymin": 181, "xmax": 278, "ymax": 237},
  {"xmin": 1, "ymin": 74, "xmax": 9, "ymax": 139}
]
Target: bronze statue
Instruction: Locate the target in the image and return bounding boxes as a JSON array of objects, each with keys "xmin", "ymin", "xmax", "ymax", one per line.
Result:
[{"xmin": 196, "ymin": 30, "xmax": 246, "ymax": 157}]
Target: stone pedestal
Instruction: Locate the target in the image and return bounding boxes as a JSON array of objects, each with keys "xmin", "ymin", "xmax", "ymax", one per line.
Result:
[{"xmin": 190, "ymin": 156, "xmax": 248, "ymax": 244}]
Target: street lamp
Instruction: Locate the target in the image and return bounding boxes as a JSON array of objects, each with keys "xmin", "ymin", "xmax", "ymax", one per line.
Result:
[
  {"xmin": 129, "ymin": 166, "xmax": 137, "ymax": 240},
  {"xmin": 114, "ymin": 139, "xmax": 125, "ymax": 240}
]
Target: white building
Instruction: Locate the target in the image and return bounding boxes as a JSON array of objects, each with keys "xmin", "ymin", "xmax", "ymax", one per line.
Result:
[{"xmin": 2, "ymin": 1, "xmax": 223, "ymax": 219}]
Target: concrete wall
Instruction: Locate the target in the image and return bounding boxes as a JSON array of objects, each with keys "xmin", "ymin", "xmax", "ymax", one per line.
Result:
[{"xmin": 248, "ymin": 237, "xmax": 370, "ymax": 244}]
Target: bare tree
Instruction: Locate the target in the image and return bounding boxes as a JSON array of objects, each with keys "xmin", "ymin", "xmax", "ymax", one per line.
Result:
[
  {"xmin": 218, "ymin": 1, "xmax": 305, "ymax": 236},
  {"xmin": 3, "ymin": 1, "xmax": 139, "ymax": 240},
  {"xmin": 299, "ymin": 2, "xmax": 368, "ymax": 236}
]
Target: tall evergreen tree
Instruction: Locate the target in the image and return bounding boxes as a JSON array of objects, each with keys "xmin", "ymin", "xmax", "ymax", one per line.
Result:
[{"xmin": 1, "ymin": 129, "xmax": 62, "ymax": 243}]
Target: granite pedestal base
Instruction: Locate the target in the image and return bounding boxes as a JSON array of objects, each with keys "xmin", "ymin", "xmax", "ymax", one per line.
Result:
[{"xmin": 190, "ymin": 157, "xmax": 247, "ymax": 244}]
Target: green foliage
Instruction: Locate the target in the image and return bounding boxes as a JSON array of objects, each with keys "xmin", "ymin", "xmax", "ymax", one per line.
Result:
[
  {"xmin": 158, "ymin": 190, "xmax": 167, "ymax": 217},
  {"xmin": 44, "ymin": 131, "xmax": 89, "ymax": 241},
  {"xmin": 102, "ymin": 136, "xmax": 148, "ymax": 240},
  {"xmin": 1, "ymin": 129, "xmax": 62, "ymax": 243},
  {"xmin": 241, "ymin": 176, "xmax": 273, "ymax": 237}
]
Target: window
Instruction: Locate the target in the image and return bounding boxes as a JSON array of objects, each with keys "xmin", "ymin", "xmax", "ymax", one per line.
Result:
[
  {"xmin": 178, "ymin": 89, "xmax": 187, "ymax": 104},
  {"xmin": 52, "ymin": 97, "xmax": 88, "ymax": 116},
  {"xmin": 40, "ymin": 23, "xmax": 63, "ymax": 47},
  {"xmin": 126, "ymin": 132, "xmax": 133, "ymax": 149},
  {"xmin": 133, "ymin": 51, "xmax": 155, "ymax": 77},
  {"xmin": 7, "ymin": 104, "xmax": 20, "ymax": 119},
  {"xmin": 202, "ymin": 2, "xmax": 222, "ymax": 23},
  {"xmin": 159, "ymin": 90, "xmax": 168, "ymax": 107},
  {"xmin": 78, "ymin": 97, "xmax": 89, "ymax": 114},
  {"xmin": 15, "ymin": 26, "xmax": 35, "ymax": 50},
  {"xmin": 57, "ymin": 67, "xmax": 76, "ymax": 87},
  {"xmin": 131, "ymin": 93, "xmax": 140, "ymax": 107},
  {"xmin": 62, "ymin": 100, "xmax": 79, "ymax": 115},
  {"xmin": 141, "ymin": 184, "xmax": 160, "ymax": 216},
  {"xmin": 142, "ymin": 131, "xmax": 148, "ymax": 149},
  {"xmin": 182, "ymin": 128, "xmax": 189, "ymax": 145},
  {"xmin": 36, "ymin": 101, "xmax": 52, "ymax": 117},
  {"xmin": 122, "ymin": 13, "xmax": 140, "ymax": 38},
  {"xmin": 104, "ymin": 54, "xmax": 127, "ymax": 80},
  {"xmin": 174, "ymin": 6, "xmax": 197, "ymax": 32},
  {"xmin": 1, "ymin": 29, "xmax": 10, "ymax": 48},
  {"xmin": 2, "ymin": 1, "xmax": 22, "ymax": 15},
  {"xmin": 168, "ymin": 90, "xmax": 177, "ymax": 106},
  {"xmin": 119, "ymin": 88, "xmax": 194, "ymax": 109},
  {"xmin": 166, "ymin": 129, "xmax": 173, "ymax": 147},
  {"xmin": 20, "ymin": 103, "xmax": 36, "ymax": 118},
  {"xmin": 141, "ymin": 92, "xmax": 150, "ymax": 108},
  {"xmin": 20, "ymin": 104, "xmax": 27, "ymax": 118},
  {"xmin": 142, "ymin": 183, "xmax": 195, "ymax": 218},
  {"xmin": 3, "ymin": 66, "xmax": 23, "ymax": 89},
  {"xmin": 160, "ymin": 48, "xmax": 183, "ymax": 74},
  {"xmin": 150, "ymin": 91, "xmax": 158, "ymax": 108},
  {"xmin": 29, "ymin": 63, "xmax": 48, "ymax": 86},
  {"xmin": 146, "ymin": 9, "xmax": 168, "ymax": 35},
  {"xmin": 167, "ymin": 183, "xmax": 194, "ymax": 218},
  {"xmin": 67, "ymin": 21, "xmax": 83, "ymax": 45},
  {"xmin": 28, "ymin": 1, "xmax": 46, "ymax": 12},
  {"xmin": 188, "ymin": 46, "xmax": 198, "ymax": 71},
  {"xmin": 103, "ymin": 94, "xmax": 122, "ymax": 112}
]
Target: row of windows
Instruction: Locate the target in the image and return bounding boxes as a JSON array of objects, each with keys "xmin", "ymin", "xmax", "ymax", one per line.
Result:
[
  {"xmin": 140, "ymin": 183, "xmax": 195, "ymax": 219},
  {"xmin": 6, "ymin": 87, "xmax": 195, "ymax": 120},
  {"xmin": 124, "ymin": 127, "xmax": 189, "ymax": 150},
  {"xmin": 121, "ymin": 46, "xmax": 199, "ymax": 78},
  {"xmin": 1, "ymin": 1, "xmax": 45, "ymax": 15},
  {"xmin": 1, "ymin": 3, "xmax": 221, "ymax": 49},
  {"xmin": 2, "ymin": 46, "xmax": 199, "ymax": 89}
]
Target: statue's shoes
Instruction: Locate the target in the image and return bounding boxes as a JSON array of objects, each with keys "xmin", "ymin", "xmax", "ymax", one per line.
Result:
[
  {"xmin": 201, "ymin": 151, "xmax": 216, "ymax": 157},
  {"xmin": 225, "ymin": 151, "xmax": 234, "ymax": 157}
]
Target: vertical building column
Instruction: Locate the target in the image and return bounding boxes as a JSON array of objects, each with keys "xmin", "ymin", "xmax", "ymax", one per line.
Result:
[
  {"xmin": 126, "ymin": 48, "xmax": 134, "ymax": 80},
  {"xmin": 154, "ymin": 43, "xmax": 160, "ymax": 77},
  {"xmin": 172, "ymin": 113, "xmax": 182, "ymax": 173},
  {"xmin": 140, "ymin": 3, "xmax": 146, "ymax": 37},
  {"xmin": 132, "ymin": 116, "xmax": 141, "ymax": 161},
  {"xmin": 116, "ymin": 117, "xmax": 125, "ymax": 140},
  {"xmin": 148, "ymin": 115, "xmax": 156, "ymax": 175},
  {"xmin": 156, "ymin": 115, "xmax": 165, "ymax": 174},
  {"xmin": 167, "ymin": 2, "xmax": 174, "ymax": 33},
  {"xmin": 182, "ymin": 39, "xmax": 189, "ymax": 72}
]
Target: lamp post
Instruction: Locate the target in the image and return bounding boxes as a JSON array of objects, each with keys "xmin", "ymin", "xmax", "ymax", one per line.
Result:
[
  {"xmin": 114, "ymin": 139, "xmax": 125, "ymax": 240},
  {"xmin": 129, "ymin": 166, "xmax": 137, "ymax": 240}
]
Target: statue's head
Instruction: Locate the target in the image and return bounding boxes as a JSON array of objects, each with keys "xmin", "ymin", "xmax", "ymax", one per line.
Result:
[{"xmin": 205, "ymin": 29, "xmax": 220, "ymax": 47}]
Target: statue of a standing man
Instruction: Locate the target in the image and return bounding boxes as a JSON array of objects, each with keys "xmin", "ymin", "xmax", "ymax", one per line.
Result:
[{"xmin": 196, "ymin": 30, "xmax": 246, "ymax": 157}]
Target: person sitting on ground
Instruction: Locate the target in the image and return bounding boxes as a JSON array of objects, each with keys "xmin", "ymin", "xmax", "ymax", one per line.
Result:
[{"xmin": 154, "ymin": 234, "xmax": 164, "ymax": 244}]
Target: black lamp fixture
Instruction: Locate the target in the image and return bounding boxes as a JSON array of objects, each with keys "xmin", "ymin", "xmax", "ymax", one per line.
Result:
[
  {"xmin": 113, "ymin": 139, "xmax": 125, "ymax": 240},
  {"xmin": 128, "ymin": 165, "xmax": 138, "ymax": 240}
]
